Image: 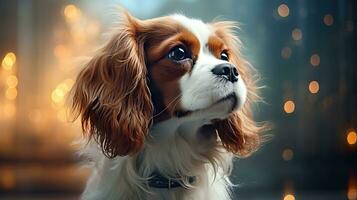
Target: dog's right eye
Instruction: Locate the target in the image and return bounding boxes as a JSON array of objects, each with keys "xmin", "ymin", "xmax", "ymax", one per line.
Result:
[{"xmin": 168, "ymin": 46, "xmax": 190, "ymax": 61}]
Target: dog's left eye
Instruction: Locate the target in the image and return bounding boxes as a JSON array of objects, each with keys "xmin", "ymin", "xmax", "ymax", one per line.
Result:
[
  {"xmin": 220, "ymin": 51, "xmax": 229, "ymax": 61},
  {"xmin": 168, "ymin": 46, "xmax": 190, "ymax": 61}
]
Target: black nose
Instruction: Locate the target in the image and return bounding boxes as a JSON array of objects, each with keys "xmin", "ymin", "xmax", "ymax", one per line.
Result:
[{"xmin": 211, "ymin": 63, "xmax": 239, "ymax": 83}]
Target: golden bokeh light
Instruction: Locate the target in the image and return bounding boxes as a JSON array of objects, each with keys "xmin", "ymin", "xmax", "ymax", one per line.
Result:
[
  {"xmin": 277, "ymin": 4, "xmax": 290, "ymax": 18},
  {"xmin": 347, "ymin": 131, "xmax": 357, "ymax": 145},
  {"xmin": 6, "ymin": 75, "xmax": 18, "ymax": 88},
  {"xmin": 5, "ymin": 88, "xmax": 18, "ymax": 100},
  {"xmin": 283, "ymin": 194, "xmax": 295, "ymax": 200},
  {"xmin": 281, "ymin": 47, "xmax": 292, "ymax": 59},
  {"xmin": 57, "ymin": 79, "xmax": 74, "ymax": 92},
  {"xmin": 51, "ymin": 79, "xmax": 74, "ymax": 104},
  {"xmin": 282, "ymin": 149, "xmax": 294, "ymax": 161},
  {"xmin": 292, "ymin": 28, "xmax": 302, "ymax": 41},
  {"xmin": 324, "ymin": 14, "xmax": 334, "ymax": 26},
  {"xmin": 310, "ymin": 54, "xmax": 320, "ymax": 67},
  {"xmin": 309, "ymin": 81, "xmax": 320, "ymax": 94},
  {"xmin": 64, "ymin": 4, "xmax": 81, "ymax": 21},
  {"xmin": 284, "ymin": 100, "xmax": 295, "ymax": 114},
  {"xmin": 2, "ymin": 52, "xmax": 16, "ymax": 70},
  {"xmin": 51, "ymin": 88, "xmax": 65, "ymax": 103},
  {"xmin": 3, "ymin": 103, "xmax": 16, "ymax": 118}
]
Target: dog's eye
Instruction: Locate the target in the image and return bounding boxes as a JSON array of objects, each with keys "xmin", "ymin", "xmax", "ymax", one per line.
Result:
[
  {"xmin": 168, "ymin": 46, "xmax": 189, "ymax": 61},
  {"xmin": 220, "ymin": 51, "xmax": 229, "ymax": 61}
]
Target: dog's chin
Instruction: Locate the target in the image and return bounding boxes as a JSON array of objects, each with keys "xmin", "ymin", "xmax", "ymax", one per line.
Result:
[
  {"xmin": 175, "ymin": 92, "xmax": 243, "ymax": 120},
  {"xmin": 207, "ymin": 93, "xmax": 240, "ymax": 120}
]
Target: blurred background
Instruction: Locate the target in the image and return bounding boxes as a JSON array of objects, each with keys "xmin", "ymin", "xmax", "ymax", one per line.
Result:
[{"xmin": 0, "ymin": 0, "xmax": 356, "ymax": 199}]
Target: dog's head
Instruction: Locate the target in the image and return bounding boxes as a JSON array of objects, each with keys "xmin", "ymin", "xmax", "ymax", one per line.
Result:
[{"xmin": 71, "ymin": 11, "xmax": 264, "ymax": 158}]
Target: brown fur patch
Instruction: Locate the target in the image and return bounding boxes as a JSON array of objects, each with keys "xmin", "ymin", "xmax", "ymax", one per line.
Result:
[
  {"xmin": 207, "ymin": 35, "xmax": 228, "ymax": 59},
  {"xmin": 145, "ymin": 21, "xmax": 200, "ymax": 122}
]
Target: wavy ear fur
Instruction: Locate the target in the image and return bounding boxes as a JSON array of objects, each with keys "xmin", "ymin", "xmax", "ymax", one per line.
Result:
[
  {"xmin": 212, "ymin": 21, "xmax": 268, "ymax": 157},
  {"xmin": 71, "ymin": 12, "xmax": 153, "ymax": 158}
]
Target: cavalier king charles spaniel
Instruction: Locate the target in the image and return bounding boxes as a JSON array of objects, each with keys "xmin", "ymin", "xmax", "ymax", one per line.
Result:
[{"xmin": 71, "ymin": 10, "xmax": 266, "ymax": 200}]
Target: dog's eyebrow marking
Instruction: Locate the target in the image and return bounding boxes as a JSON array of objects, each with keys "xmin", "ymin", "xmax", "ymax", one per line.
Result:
[{"xmin": 207, "ymin": 35, "xmax": 226, "ymax": 58}]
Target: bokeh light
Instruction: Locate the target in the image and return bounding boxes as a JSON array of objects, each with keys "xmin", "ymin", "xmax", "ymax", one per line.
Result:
[
  {"xmin": 63, "ymin": 4, "xmax": 81, "ymax": 21},
  {"xmin": 292, "ymin": 28, "xmax": 302, "ymax": 41},
  {"xmin": 1, "ymin": 52, "xmax": 16, "ymax": 70},
  {"xmin": 282, "ymin": 149, "xmax": 294, "ymax": 161},
  {"xmin": 309, "ymin": 81, "xmax": 320, "ymax": 94},
  {"xmin": 3, "ymin": 103, "xmax": 16, "ymax": 118},
  {"xmin": 6, "ymin": 75, "xmax": 18, "ymax": 88},
  {"xmin": 284, "ymin": 100, "xmax": 295, "ymax": 114},
  {"xmin": 323, "ymin": 14, "xmax": 334, "ymax": 26},
  {"xmin": 278, "ymin": 4, "xmax": 290, "ymax": 18},
  {"xmin": 5, "ymin": 88, "xmax": 18, "ymax": 100},
  {"xmin": 284, "ymin": 194, "xmax": 295, "ymax": 200},
  {"xmin": 347, "ymin": 131, "xmax": 357, "ymax": 145},
  {"xmin": 310, "ymin": 54, "xmax": 320, "ymax": 67},
  {"xmin": 281, "ymin": 47, "xmax": 292, "ymax": 59}
]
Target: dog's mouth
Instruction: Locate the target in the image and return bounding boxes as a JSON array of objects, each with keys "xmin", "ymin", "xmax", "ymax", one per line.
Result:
[{"xmin": 174, "ymin": 93, "xmax": 238, "ymax": 118}]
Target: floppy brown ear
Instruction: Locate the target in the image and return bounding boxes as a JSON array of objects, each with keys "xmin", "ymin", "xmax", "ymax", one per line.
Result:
[
  {"xmin": 71, "ymin": 13, "xmax": 153, "ymax": 158},
  {"xmin": 212, "ymin": 21, "xmax": 268, "ymax": 157},
  {"xmin": 214, "ymin": 110, "xmax": 262, "ymax": 157}
]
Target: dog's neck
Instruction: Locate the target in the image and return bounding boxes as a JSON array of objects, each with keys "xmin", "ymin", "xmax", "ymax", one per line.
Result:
[{"xmin": 137, "ymin": 117, "xmax": 228, "ymax": 180}]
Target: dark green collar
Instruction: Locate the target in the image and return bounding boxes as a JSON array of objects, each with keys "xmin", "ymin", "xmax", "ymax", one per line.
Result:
[{"xmin": 148, "ymin": 173, "xmax": 196, "ymax": 189}]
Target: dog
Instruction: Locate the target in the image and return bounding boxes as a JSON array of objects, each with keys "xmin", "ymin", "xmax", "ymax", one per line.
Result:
[{"xmin": 71, "ymin": 10, "xmax": 266, "ymax": 200}]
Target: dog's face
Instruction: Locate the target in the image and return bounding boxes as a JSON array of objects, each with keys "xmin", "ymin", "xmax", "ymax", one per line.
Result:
[
  {"xmin": 147, "ymin": 15, "xmax": 247, "ymax": 122},
  {"xmin": 71, "ymin": 11, "xmax": 262, "ymax": 158}
]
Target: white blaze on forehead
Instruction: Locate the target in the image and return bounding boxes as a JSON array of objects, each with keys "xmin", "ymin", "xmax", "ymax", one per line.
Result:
[
  {"xmin": 170, "ymin": 14, "xmax": 248, "ymax": 114},
  {"xmin": 170, "ymin": 14, "xmax": 212, "ymax": 50}
]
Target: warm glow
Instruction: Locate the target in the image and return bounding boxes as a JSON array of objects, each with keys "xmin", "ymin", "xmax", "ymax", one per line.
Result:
[
  {"xmin": 310, "ymin": 54, "xmax": 320, "ymax": 67},
  {"xmin": 51, "ymin": 79, "xmax": 74, "ymax": 104},
  {"xmin": 28, "ymin": 109, "xmax": 43, "ymax": 123},
  {"xmin": 282, "ymin": 149, "xmax": 294, "ymax": 161},
  {"xmin": 278, "ymin": 4, "xmax": 290, "ymax": 18},
  {"xmin": 51, "ymin": 88, "xmax": 65, "ymax": 103},
  {"xmin": 284, "ymin": 194, "xmax": 295, "ymax": 200},
  {"xmin": 2, "ymin": 52, "xmax": 16, "ymax": 70},
  {"xmin": 284, "ymin": 100, "xmax": 295, "ymax": 114},
  {"xmin": 347, "ymin": 131, "xmax": 357, "ymax": 145},
  {"xmin": 309, "ymin": 81, "xmax": 320, "ymax": 94},
  {"xmin": 348, "ymin": 187, "xmax": 357, "ymax": 200},
  {"xmin": 281, "ymin": 47, "xmax": 292, "ymax": 59},
  {"xmin": 6, "ymin": 75, "xmax": 18, "ymax": 88},
  {"xmin": 64, "ymin": 4, "xmax": 81, "ymax": 21},
  {"xmin": 0, "ymin": 168, "xmax": 16, "ymax": 190},
  {"xmin": 57, "ymin": 108, "xmax": 68, "ymax": 122},
  {"xmin": 57, "ymin": 79, "xmax": 74, "ymax": 92},
  {"xmin": 292, "ymin": 28, "xmax": 302, "ymax": 41},
  {"xmin": 324, "ymin": 14, "xmax": 334, "ymax": 26},
  {"xmin": 54, "ymin": 44, "xmax": 70, "ymax": 59},
  {"xmin": 3, "ymin": 103, "xmax": 16, "ymax": 118},
  {"xmin": 5, "ymin": 88, "xmax": 18, "ymax": 100}
]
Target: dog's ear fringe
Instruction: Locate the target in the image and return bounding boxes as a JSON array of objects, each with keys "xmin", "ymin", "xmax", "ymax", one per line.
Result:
[
  {"xmin": 69, "ymin": 10, "xmax": 153, "ymax": 158},
  {"xmin": 211, "ymin": 21, "xmax": 271, "ymax": 157}
]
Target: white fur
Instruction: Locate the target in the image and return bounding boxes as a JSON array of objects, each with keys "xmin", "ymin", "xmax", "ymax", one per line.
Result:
[
  {"xmin": 80, "ymin": 15, "xmax": 247, "ymax": 200},
  {"xmin": 172, "ymin": 15, "xmax": 247, "ymax": 112}
]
